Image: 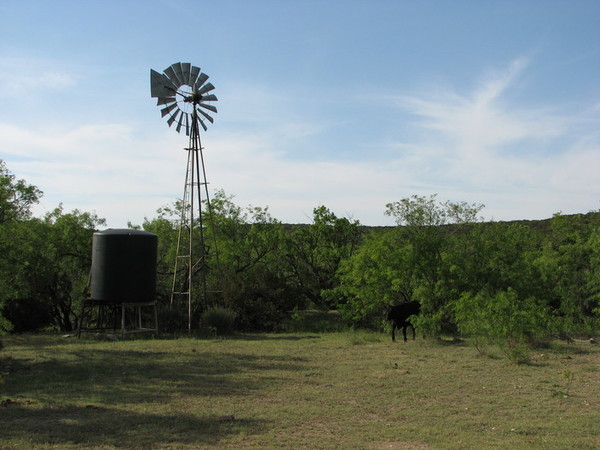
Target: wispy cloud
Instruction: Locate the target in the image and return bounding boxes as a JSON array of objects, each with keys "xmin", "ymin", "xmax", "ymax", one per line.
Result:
[
  {"xmin": 0, "ymin": 57, "xmax": 77, "ymax": 98},
  {"xmin": 382, "ymin": 57, "xmax": 599, "ymax": 218},
  {"xmin": 399, "ymin": 57, "xmax": 567, "ymax": 155},
  {"xmin": 1, "ymin": 56, "xmax": 597, "ymax": 227}
]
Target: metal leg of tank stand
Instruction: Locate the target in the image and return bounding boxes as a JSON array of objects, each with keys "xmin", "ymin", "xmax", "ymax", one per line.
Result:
[
  {"xmin": 121, "ymin": 304, "xmax": 126, "ymax": 339},
  {"xmin": 118, "ymin": 302, "xmax": 158, "ymax": 338},
  {"xmin": 153, "ymin": 302, "xmax": 158, "ymax": 335}
]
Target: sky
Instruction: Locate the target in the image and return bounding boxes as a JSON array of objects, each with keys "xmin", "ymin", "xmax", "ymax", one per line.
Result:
[{"xmin": 0, "ymin": 0, "xmax": 599, "ymax": 227}]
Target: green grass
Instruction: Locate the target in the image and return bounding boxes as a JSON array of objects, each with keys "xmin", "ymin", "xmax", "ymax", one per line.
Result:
[{"xmin": 1, "ymin": 332, "xmax": 599, "ymax": 448}]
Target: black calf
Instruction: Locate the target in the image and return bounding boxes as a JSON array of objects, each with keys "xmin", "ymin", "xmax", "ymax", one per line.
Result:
[{"xmin": 387, "ymin": 301, "xmax": 421, "ymax": 342}]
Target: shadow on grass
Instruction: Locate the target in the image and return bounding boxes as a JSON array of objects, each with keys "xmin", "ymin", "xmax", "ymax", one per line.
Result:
[
  {"xmin": 1, "ymin": 403, "xmax": 265, "ymax": 448},
  {"xmin": 3, "ymin": 347, "xmax": 309, "ymax": 405},
  {"xmin": 233, "ymin": 333, "xmax": 321, "ymax": 341}
]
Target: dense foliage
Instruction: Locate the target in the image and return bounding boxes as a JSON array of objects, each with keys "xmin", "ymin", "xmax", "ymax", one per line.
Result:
[{"xmin": 1, "ymin": 160, "xmax": 598, "ymax": 349}]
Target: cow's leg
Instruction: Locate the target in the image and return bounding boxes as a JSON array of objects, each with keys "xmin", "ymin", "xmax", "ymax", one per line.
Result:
[
  {"xmin": 402, "ymin": 324, "xmax": 408, "ymax": 343},
  {"xmin": 391, "ymin": 323, "xmax": 396, "ymax": 342}
]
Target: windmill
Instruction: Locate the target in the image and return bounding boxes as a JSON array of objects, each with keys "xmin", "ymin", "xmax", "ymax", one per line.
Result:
[{"xmin": 150, "ymin": 62, "xmax": 218, "ymax": 331}]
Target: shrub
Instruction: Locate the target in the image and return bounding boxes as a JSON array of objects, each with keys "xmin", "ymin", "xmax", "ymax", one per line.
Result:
[
  {"xmin": 2, "ymin": 297, "xmax": 54, "ymax": 332},
  {"xmin": 202, "ymin": 306, "xmax": 237, "ymax": 336},
  {"xmin": 156, "ymin": 303, "xmax": 188, "ymax": 333},
  {"xmin": 453, "ymin": 288, "xmax": 555, "ymax": 360}
]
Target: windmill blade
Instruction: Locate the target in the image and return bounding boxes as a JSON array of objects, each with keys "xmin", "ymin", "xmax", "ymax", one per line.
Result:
[
  {"xmin": 167, "ymin": 110, "xmax": 180, "ymax": 127},
  {"xmin": 194, "ymin": 72, "xmax": 209, "ymax": 91},
  {"xmin": 164, "ymin": 65, "xmax": 181, "ymax": 88},
  {"xmin": 160, "ymin": 103, "xmax": 178, "ymax": 117},
  {"xmin": 198, "ymin": 117, "xmax": 208, "ymax": 132},
  {"xmin": 151, "ymin": 63, "xmax": 217, "ymax": 133},
  {"xmin": 197, "ymin": 82, "xmax": 215, "ymax": 95},
  {"xmin": 198, "ymin": 102, "xmax": 217, "ymax": 113},
  {"xmin": 200, "ymin": 93, "xmax": 218, "ymax": 102},
  {"xmin": 176, "ymin": 113, "xmax": 185, "ymax": 133},
  {"xmin": 181, "ymin": 63, "xmax": 191, "ymax": 85},
  {"xmin": 151, "ymin": 70, "xmax": 177, "ymax": 98},
  {"xmin": 172, "ymin": 63, "xmax": 185, "ymax": 87},
  {"xmin": 190, "ymin": 65, "xmax": 201, "ymax": 87},
  {"xmin": 156, "ymin": 96, "xmax": 176, "ymax": 106},
  {"xmin": 196, "ymin": 106, "xmax": 214, "ymax": 123}
]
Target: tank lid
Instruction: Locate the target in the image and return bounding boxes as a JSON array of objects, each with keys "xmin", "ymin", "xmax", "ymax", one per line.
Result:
[{"xmin": 94, "ymin": 228, "xmax": 157, "ymax": 237}]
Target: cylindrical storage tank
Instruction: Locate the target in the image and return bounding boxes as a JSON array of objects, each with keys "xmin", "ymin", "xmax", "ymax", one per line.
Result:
[{"xmin": 90, "ymin": 229, "xmax": 158, "ymax": 303}]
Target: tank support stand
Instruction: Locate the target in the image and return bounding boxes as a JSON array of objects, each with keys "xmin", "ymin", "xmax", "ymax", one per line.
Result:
[{"xmin": 77, "ymin": 300, "xmax": 158, "ymax": 338}]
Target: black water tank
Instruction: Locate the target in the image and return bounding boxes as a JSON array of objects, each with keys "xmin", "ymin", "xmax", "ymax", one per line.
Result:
[{"xmin": 90, "ymin": 229, "xmax": 158, "ymax": 303}]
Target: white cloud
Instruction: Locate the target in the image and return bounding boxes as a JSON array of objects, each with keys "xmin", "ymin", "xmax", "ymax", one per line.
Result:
[
  {"xmin": 383, "ymin": 57, "xmax": 599, "ymax": 219},
  {"xmin": 0, "ymin": 57, "xmax": 77, "ymax": 98},
  {"xmin": 1, "ymin": 57, "xmax": 598, "ymax": 228}
]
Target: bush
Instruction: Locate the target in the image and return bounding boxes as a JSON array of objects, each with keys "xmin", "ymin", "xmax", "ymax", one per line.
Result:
[
  {"xmin": 2, "ymin": 297, "xmax": 54, "ymax": 332},
  {"xmin": 156, "ymin": 303, "xmax": 188, "ymax": 333},
  {"xmin": 453, "ymin": 288, "xmax": 555, "ymax": 360},
  {"xmin": 202, "ymin": 306, "xmax": 237, "ymax": 336}
]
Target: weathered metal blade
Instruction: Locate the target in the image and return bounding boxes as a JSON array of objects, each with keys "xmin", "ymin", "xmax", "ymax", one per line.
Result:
[
  {"xmin": 166, "ymin": 110, "xmax": 180, "ymax": 127},
  {"xmin": 194, "ymin": 72, "xmax": 209, "ymax": 91},
  {"xmin": 151, "ymin": 69, "xmax": 177, "ymax": 98},
  {"xmin": 164, "ymin": 65, "xmax": 182, "ymax": 88},
  {"xmin": 176, "ymin": 113, "xmax": 185, "ymax": 133},
  {"xmin": 200, "ymin": 93, "xmax": 218, "ymax": 102},
  {"xmin": 160, "ymin": 103, "xmax": 178, "ymax": 117},
  {"xmin": 199, "ymin": 118, "xmax": 208, "ymax": 132},
  {"xmin": 181, "ymin": 63, "xmax": 191, "ymax": 85},
  {"xmin": 198, "ymin": 102, "xmax": 217, "ymax": 113},
  {"xmin": 156, "ymin": 97, "xmax": 176, "ymax": 106},
  {"xmin": 197, "ymin": 82, "xmax": 215, "ymax": 95},
  {"xmin": 196, "ymin": 106, "xmax": 214, "ymax": 123},
  {"xmin": 172, "ymin": 63, "xmax": 185, "ymax": 86},
  {"xmin": 190, "ymin": 65, "xmax": 201, "ymax": 87}
]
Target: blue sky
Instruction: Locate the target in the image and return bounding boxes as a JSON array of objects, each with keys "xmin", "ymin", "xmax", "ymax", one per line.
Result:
[{"xmin": 1, "ymin": 0, "xmax": 598, "ymax": 227}]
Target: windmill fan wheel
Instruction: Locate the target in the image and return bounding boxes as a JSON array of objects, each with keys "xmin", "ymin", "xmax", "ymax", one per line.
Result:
[{"xmin": 150, "ymin": 62, "xmax": 218, "ymax": 134}]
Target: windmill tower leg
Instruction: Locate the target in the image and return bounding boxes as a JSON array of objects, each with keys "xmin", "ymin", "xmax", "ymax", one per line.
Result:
[{"xmin": 170, "ymin": 121, "xmax": 211, "ymax": 332}]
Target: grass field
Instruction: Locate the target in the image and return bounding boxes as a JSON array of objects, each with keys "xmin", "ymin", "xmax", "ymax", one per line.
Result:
[{"xmin": 1, "ymin": 332, "xmax": 599, "ymax": 449}]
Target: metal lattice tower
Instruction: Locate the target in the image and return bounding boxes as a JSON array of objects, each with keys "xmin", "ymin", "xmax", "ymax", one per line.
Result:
[{"xmin": 150, "ymin": 62, "xmax": 218, "ymax": 331}]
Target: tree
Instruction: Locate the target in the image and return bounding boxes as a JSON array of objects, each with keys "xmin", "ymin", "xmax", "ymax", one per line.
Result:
[
  {"xmin": 384, "ymin": 195, "xmax": 484, "ymax": 334},
  {"xmin": 0, "ymin": 206, "xmax": 105, "ymax": 332},
  {"xmin": 0, "ymin": 161, "xmax": 43, "ymax": 333},
  {"xmin": 335, "ymin": 195, "xmax": 485, "ymax": 332},
  {"xmin": 0, "ymin": 160, "xmax": 42, "ymax": 224},
  {"xmin": 284, "ymin": 206, "xmax": 363, "ymax": 309},
  {"xmin": 207, "ymin": 191, "xmax": 296, "ymax": 330},
  {"xmin": 334, "ymin": 228, "xmax": 415, "ymax": 327},
  {"xmin": 534, "ymin": 213, "xmax": 600, "ymax": 334}
]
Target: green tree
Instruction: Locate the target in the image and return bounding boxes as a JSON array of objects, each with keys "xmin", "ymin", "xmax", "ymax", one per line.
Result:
[
  {"xmin": 1, "ymin": 206, "xmax": 105, "ymax": 332},
  {"xmin": 534, "ymin": 213, "xmax": 600, "ymax": 335},
  {"xmin": 334, "ymin": 228, "xmax": 415, "ymax": 327},
  {"xmin": 446, "ymin": 222, "xmax": 545, "ymax": 299},
  {"xmin": 0, "ymin": 160, "xmax": 43, "ymax": 224},
  {"xmin": 336, "ymin": 195, "xmax": 484, "ymax": 332},
  {"xmin": 384, "ymin": 195, "xmax": 484, "ymax": 334},
  {"xmin": 0, "ymin": 161, "xmax": 43, "ymax": 333},
  {"xmin": 284, "ymin": 206, "xmax": 363, "ymax": 309},
  {"xmin": 454, "ymin": 288, "xmax": 553, "ymax": 361},
  {"xmin": 207, "ymin": 191, "xmax": 296, "ymax": 330}
]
